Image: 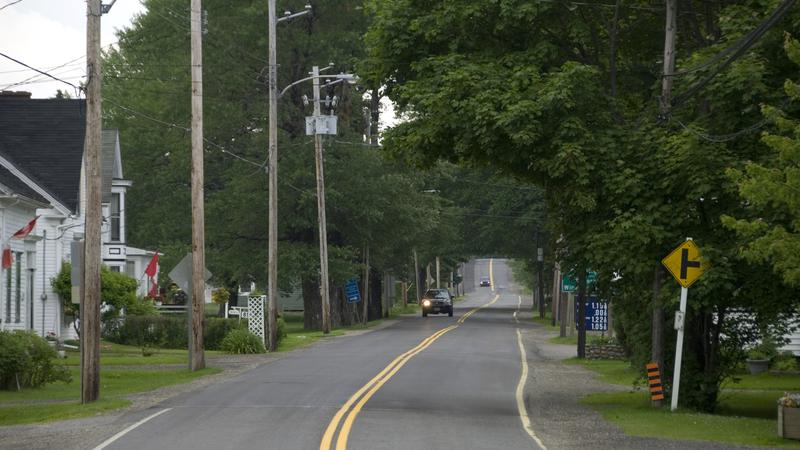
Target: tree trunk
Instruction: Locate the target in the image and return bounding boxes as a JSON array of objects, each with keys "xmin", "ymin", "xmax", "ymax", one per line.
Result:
[{"xmin": 302, "ymin": 277, "xmax": 322, "ymax": 330}]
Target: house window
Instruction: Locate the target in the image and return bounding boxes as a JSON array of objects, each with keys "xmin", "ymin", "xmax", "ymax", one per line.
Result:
[
  {"xmin": 110, "ymin": 266, "xmax": 121, "ymax": 273},
  {"xmin": 14, "ymin": 252, "xmax": 21, "ymax": 323},
  {"xmin": 110, "ymin": 193, "xmax": 121, "ymax": 242},
  {"xmin": 125, "ymin": 261, "xmax": 136, "ymax": 278}
]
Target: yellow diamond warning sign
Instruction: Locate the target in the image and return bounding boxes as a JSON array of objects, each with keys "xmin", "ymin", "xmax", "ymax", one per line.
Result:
[{"xmin": 662, "ymin": 239, "xmax": 708, "ymax": 288}]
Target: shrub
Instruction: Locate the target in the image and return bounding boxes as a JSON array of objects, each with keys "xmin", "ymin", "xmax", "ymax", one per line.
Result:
[
  {"xmin": 103, "ymin": 315, "xmax": 247, "ymax": 350},
  {"xmin": 0, "ymin": 330, "xmax": 71, "ymax": 390},
  {"xmin": 126, "ymin": 297, "xmax": 158, "ymax": 316},
  {"xmin": 205, "ymin": 317, "xmax": 247, "ymax": 350},
  {"xmin": 772, "ymin": 352, "xmax": 799, "ymax": 372},
  {"xmin": 221, "ymin": 329, "xmax": 266, "ymax": 354}
]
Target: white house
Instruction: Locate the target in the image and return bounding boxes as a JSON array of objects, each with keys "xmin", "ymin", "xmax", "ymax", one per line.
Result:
[{"xmin": 0, "ymin": 91, "xmax": 158, "ymax": 338}]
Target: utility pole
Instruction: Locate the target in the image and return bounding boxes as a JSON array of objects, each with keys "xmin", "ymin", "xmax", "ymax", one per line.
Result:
[
  {"xmin": 413, "ymin": 249, "xmax": 420, "ymax": 303},
  {"xmin": 652, "ymin": 0, "xmax": 676, "ymax": 402},
  {"xmin": 188, "ymin": 0, "xmax": 206, "ymax": 371},
  {"xmin": 435, "ymin": 256, "xmax": 440, "ymax": 289},
  {"xmin": 266, "ymin": 0, "xmax": 279, "ymax": 351},
  {"xmin": 659, "ymin": 0, "xmax": 677, "ymax": 117},
  {"xmin": 311, "ymin": 66, "xmax": 331, "ymax": 334},
  {"xmin": 537, "ymin": 236, "xmax": 545, "ymax": 319},
  {"xmin": 362, "ymin": 246, "xmax": 370, "ymax": 324},
  {"xmin": 81, "ymin": 0, "xmax": 104, "ymax": 404}
]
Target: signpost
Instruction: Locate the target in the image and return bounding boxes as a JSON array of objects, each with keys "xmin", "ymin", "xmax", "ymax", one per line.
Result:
[
  {"xmin": 575, "ymin": 296, "xmax": 608, "ymax": 331},
  {"xmin": 346, "ymin": 279, "xmax": 361, "ymax": 304},
  {"xmin": 662, "ymin": 238, "xmax": 708, "ymax": 411}
]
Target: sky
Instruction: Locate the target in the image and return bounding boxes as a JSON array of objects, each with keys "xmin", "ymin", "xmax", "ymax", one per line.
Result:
[
  {"xmin": 0, "ymin": 0, "xmax": 146, "ymax": 98},
  {"xmin": 0, "ymin": 0, "xmax": 397, "ymax": 127}
]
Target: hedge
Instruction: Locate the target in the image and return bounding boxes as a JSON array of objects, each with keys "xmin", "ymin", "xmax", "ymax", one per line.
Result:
[{"xmin": 103, "ymin": 316, "xmax": 248, "ymax": 350}]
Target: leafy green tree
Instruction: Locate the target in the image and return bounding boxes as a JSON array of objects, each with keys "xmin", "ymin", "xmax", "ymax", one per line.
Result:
[{"xmin": 725, "ymin": 35, "xmax": 800, "ymax": 288}]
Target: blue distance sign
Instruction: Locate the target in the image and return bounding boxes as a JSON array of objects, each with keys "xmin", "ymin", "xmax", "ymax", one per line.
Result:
[
  {"xmin": 345, "ymin": 279, "xmax": 361, "ymax": 304},
  {"xmin": 575, "ymin": 296, "xmax": 609, "ymax": 331}
]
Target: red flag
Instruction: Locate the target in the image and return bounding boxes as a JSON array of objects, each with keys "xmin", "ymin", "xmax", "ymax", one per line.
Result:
[
  {"xmin": 2, "ymin": 247, "xmax": 11, "ymax": 270},
  {"xmin": 12, "ymin": 216, "xmax": 39, "ymax": 239},
  {"xmin": 148, "ymin": 278, "xmax": 159, "ymax": 298},
  {"xmin": 144, "ymin": 252, "xmax": 159, "ymax": 278}
]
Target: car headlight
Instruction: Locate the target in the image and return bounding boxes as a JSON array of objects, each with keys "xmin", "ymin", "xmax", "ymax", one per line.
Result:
[{"xmin": 423, "ymin": 300, "xmax": 431, "ymax": 307}]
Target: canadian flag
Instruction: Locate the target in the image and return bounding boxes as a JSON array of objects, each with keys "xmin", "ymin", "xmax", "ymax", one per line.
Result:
[
  {"xmin": 12, "ymin": 216, "xmax": 39, "ymax": 239},
  {"xmin": 2, "ymin": 216, "xmax": 39, "ymax": 270},
  {"xmin": 145, "ymin": 252, "xmax": 159, "ymax": 298}
]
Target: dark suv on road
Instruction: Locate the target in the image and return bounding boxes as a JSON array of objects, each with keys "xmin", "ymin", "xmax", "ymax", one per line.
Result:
[{"xmin": 421, "ymin": 289, "xmax": 453, "ymax": 317}]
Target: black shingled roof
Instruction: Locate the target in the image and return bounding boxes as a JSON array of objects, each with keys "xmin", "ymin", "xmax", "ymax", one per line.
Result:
[
  {"xmin": 0, "ymin": 98, "xmax": 86, "ymax": 212},
  {"xmin": 0, "ymin": 164, "xmax": 48, "ymax": 204}
]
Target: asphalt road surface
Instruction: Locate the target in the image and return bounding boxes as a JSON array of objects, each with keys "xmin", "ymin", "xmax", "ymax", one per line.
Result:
[{"xmin": 93, "ymin": 258, "xmax": 543, "ymax": 450}]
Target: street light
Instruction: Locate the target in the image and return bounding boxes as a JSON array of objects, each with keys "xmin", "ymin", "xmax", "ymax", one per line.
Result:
[{"xmin": 266, "ymin": 1, "xmax": 311, "ymax": 351}]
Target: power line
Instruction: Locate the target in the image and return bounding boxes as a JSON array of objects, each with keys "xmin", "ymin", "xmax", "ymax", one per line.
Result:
[
  {"xmin": 0, "ymin": 0, "xmax": 24, "ymax": 11},
  {"xmin": 104, "ymin": 99, "xmax": 267, "ymax": 169},
  {"xmin": 670, "ymin": 0, "xmax": 796, "ymax": 109},
  {"xmin": 676, "ymin": 118, "xmax": 769, "ymax": 143},
  {"xmin": 0, "ymin": 51, "xmax": 82, "ymax": 92}
]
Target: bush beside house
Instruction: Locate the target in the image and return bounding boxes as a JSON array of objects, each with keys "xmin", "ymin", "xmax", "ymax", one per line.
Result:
[{"xmin": 0, "ymin": 330, "xmax": 71, "ymax": 391}]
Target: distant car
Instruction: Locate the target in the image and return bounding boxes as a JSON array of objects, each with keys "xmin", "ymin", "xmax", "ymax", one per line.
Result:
[
  {"xmin": 479, "ymin": 276, "xmax": 491, "ymax": 287},
  {"xmin": 421, "ymin": 289, "xmax": 453, "ymax": 317}
]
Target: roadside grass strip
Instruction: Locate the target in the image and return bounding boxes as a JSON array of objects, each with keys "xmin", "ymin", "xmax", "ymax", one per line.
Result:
[
  {"xmin": 585, "ymin": 391, "xmax": 800, "ymax": 448},
  {"xmin": 0, "ymin": 399, "xmax": 130, "ymax": 426},
  {"xmin": 572, "ymin": 358, "xmax": 800, "ymax": 447},
  {"xmin": 320, "ymin": 294, "xmax": 500, "ymax": 450},
  {"xmin": 0, "ymin": 367, "xmax": 220, "ymax": 426}
]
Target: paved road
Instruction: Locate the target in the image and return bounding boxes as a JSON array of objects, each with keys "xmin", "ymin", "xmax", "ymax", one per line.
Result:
[{"xmin": 93, "ymin": 258, "xmax": 542, "ymax": 450}]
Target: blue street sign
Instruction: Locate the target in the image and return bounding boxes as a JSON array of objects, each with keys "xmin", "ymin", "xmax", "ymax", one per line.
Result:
[
  {"xmin": 575, "ymin": 295, "xmax": 608, "ymax": 331},
  {"xmin": 345, "ymin": 279, "xmax": 361, "ymax": 304}
]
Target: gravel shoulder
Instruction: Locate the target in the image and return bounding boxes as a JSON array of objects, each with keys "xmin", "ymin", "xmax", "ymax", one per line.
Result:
[{"xmin": 520, "ymin": 318, "xmax": 767, "ymax": 450}]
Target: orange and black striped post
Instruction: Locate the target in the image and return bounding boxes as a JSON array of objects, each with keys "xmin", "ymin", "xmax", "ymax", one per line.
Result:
[{"xmin": 647, "ymin": 362, "xmax": 665, "ymax": 405}]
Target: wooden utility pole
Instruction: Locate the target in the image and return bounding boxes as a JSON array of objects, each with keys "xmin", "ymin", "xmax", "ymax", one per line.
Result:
[
  {"xmin": 552, "ymin": 262, "xmax": 560, "ymax": 327},
  {"xmin": 311, "ymin": 66, "xmax": 331, "ymax": 334},
  {"xmin": 435, "ymin": 256, "xmax": 440, "ymax": 289},
  {"xmin": 362, "ymin": 246, "xmax": 370, "ymax": 324},
  {"xmin": 651, "ymin": 0, "xmax": 677, "ymax": 403},
  {"xmin": 660, "ymin": 0, "xmax": 677, "ymax": 116},
  {"xmin": 188, "ymin": 0, "xmax": 206, "ymax": 371},
  {"xmin": 537, "ymin": 232, "xmax": 545, "ymax": 319},
  {"xmin": 267, "ymin": 0, "xmax": 279, "ymax": 351},
  {"xmin": 81, "ymin": 0, "xmax": 103, "ymax": 404},
  {"xmin": 413, "ymin": 249, "xmax": 420, "ymax": 303}
]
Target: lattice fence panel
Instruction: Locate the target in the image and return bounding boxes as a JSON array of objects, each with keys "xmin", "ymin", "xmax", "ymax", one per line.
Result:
[{"xmin": 248, "ymin": 295, "xmax": 266, "ymax": 345}]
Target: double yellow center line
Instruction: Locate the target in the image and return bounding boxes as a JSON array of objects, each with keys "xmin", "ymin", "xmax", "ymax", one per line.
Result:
[{"xmin": 319, "ymin": 293, "xmax": 500, "ymax": 450}]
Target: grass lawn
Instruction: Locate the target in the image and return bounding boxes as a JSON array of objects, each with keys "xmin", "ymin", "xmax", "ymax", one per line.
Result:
[
  {"xmin": 390, "ymin": 302, "xmax": 419, "ymax": 316},
  {"xmin": 0, "ymin": 399, "xmax": 130, "ymax": 426},
  {"xmin": 532, "ymin": 313, "xmax": 560, "ymax": 331},
  {"xmin": 563, "ymin": 357, "xmax": 640, "ymax": 386},
  {"xmin": 0, "ymin": 367, "xmax": 220, "ymax": 425},
  {"xmin": 548, "ymin": 333, "xmax": 607, "ymax": 346},
  {"xmin": 724, "ymin": 373, "xmax": 800, "ymax": 391},
  {"xmin": 277, "ymin": 312, "xmax": 382, "ymax": 352},
  {"xmin": 572, "ymin": 358, "xmax": 800, "ymax": 447},
  {"xmin": 59, "ymin": 341, "xmax": 223, "ymax": 366}
]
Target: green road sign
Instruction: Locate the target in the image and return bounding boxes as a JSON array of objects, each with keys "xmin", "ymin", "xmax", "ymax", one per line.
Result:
[{"xmin": 562, "ymin": 271, "xmax": 597, "ymax": 293}]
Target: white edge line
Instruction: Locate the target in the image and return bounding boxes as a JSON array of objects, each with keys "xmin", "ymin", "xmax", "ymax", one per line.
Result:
[
  {"xmin": 516, "ymin": 302, "xmax": 547, "ymax": 450},
  {"xmin": 93, "ymin": 408, "xmax": 173, "ymax": 450}
]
